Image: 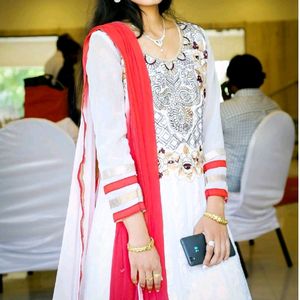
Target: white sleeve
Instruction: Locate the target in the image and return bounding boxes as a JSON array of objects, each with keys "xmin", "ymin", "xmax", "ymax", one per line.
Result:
[
  {"xmin": 86, "ymin": 31, "xmax": 145, "ymax": 221},
  {"xmin": 202, "ymin": 33, "xmax": 228, "ymax": 199}
]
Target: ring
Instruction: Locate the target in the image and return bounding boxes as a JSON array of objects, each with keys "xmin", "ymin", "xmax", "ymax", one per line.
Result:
[
  {"xmin": 153, "ymin": 273, "xmax": 162, "ymax": 278},
  {"xmin": 207, "ymin": 240, "xmax": 215, "ymax": 248},
  {"xmin": 146, "ymin": 277, "xmax": 153, "ymax": 281}
]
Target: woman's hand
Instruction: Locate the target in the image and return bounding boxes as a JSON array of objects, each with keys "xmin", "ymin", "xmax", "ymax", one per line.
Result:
[
  {"xmin": 128, "ymin": 243, "xmax": 162, "ymax": 292},
  {"xmin": 193, "ymin": 196, "xmax": 230, "ymax": 267},
  {"xmin": 123, "ymin": 212, "xmax": 162, "ymax": 292}
]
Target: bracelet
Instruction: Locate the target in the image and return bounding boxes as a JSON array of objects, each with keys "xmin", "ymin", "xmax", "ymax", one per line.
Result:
[
  {"xmin": 204, "ymin": 212, "xmax": 228, "ymax": 225},
  {"xmin": 127, "ymin": 237, "xmax": 154, "ymax": 253}
]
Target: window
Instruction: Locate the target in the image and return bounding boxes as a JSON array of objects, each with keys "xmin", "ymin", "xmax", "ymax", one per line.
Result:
[
  {"xmin": 206, "ymin": 28, "xmax": 245, "ymax": 98},
  {"xmin": 0, "ymin": 36, "xmax": 57, "ymax": 124}
]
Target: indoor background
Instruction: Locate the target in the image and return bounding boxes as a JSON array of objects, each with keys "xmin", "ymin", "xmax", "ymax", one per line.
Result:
[{"xmin": 0, "ymin": 0, "xmax": 298, "ymax": 299}]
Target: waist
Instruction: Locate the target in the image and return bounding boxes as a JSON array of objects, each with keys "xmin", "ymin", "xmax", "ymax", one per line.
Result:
[{"xmin": 158, "ymin": 145, "xmax": 203, "ymax": 181}]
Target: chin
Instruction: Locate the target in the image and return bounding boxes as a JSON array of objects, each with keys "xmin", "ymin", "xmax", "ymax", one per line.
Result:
[{"xmin": 131, "ymin": 0, "xmax": 162, "ymax": 6}]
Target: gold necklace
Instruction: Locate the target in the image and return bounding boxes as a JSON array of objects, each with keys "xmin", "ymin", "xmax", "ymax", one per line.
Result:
[{"xmin": 144, "ymin": 19, "xmax": 166, "ymax": 52}]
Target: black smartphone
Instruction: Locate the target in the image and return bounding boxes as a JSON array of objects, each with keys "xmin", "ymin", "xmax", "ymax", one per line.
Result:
[
  {"xmin": 180, "ymin": 233, "xmax": 236, "ymax": 266},
  {"xmin": 221, "ymin": 81, "xmax": 234, "ymax": 101}
]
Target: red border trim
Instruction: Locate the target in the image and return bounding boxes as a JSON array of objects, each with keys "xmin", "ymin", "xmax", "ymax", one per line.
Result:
[
  {"xmin": 203, "ymin": 160, "xmax": 226, "ymax": 172},
  {"xmin": 113, "ymin": 202, "xmax": 146, "ymax": 222},
  {"xmin": 205, "ymin": 188, "xmax": 228, "ymax": 202},
  {"xmin": 104, "ymin": 175, "xmax": 138, "ymax": 194}
]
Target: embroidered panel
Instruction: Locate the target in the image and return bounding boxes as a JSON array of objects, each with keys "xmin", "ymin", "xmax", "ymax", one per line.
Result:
[
  {"xmin": 145, "ymin": 23, "xmax": 208, "ymax": 179},
  {"xmin": 122, "ymin": 22, "xmax": 209, "ymax": 180},
  {"xmin": 158, "ymin": 144, "xmax": 204, "ymax": 181}
]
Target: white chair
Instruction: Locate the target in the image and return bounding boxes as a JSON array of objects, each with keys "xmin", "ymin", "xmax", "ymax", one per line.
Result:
[
  {"xmin": 0, "ymin": 118, "xmax": 75, "ymax": 292},
  {"xmin": 225, "ymin": 111, "xmax": 295, "ymax": 275},
  {"xmin": 56, "ymin": 117, "xmax": 79, "ymax": 143}
]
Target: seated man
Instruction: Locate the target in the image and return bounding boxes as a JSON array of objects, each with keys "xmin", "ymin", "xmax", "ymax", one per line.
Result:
[{"xmin": 221, "ymin": 54, "xmax": 279, "ymax": 192}]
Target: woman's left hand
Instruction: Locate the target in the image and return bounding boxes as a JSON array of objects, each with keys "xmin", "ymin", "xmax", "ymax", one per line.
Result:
[{"xmin": 193, "ymin": 196, "xmax": 230, "ymax": 267}]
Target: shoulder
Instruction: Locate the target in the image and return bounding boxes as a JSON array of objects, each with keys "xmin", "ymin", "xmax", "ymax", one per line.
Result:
[
  {"xmin": 178, "ymin": 21, "xmax": 208, "ymax": 46},
  {"xmin": 264, "ymin": 95, "xmax": 280, "ymax": 109},
  {"xmin": 221, "ymin": 97, "xmax": 244, "ymax": 117},
  {"xmin": 87, "ymin": 30, "xmax": 121, "ymax": 61}
]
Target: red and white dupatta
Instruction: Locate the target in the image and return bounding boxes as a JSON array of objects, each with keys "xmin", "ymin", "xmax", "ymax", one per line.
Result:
[{"xmin": 53, "ymin": 22, "xmax": 169, "ymax": 300}]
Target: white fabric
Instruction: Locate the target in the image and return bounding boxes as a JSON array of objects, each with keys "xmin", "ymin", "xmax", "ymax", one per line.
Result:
[
  {"xmin": 88, "ymin": 32, "xmax": 137, "ymax": 173},
  {"xmin": 56, "ymin": 117, "xmax": 79, "ymax": 143},
  {"xmin": 83, "ymin": 176, "xmax": 250, "ymax": 300},
  {"xmin": 53, "ymin": 101, "xmax": 97, "ymax": 300},
  {"xmin": 0, "ymin": 118, "xmax": 75, "ymax": 273},
  {"xmin": 87, "ymin": 31, "xmax": 141, "ymax": 215},
  {"xmin": 76, "ymin": 25, "xmax": 251, "ymax": 300},
  {"xmin": 226, "ymin": 111, "xmax": 295, "ymax": 241}
]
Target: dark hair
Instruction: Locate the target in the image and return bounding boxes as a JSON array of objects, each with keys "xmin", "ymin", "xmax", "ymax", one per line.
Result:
[
  {"xmin": 90, "ymin": 0, "xmax": 173, "ymax": 36},
  {"xmin": 226, "ymin": 54, "xmax": 266, "ymax": 89},
  {"xmin": 76, "ymin": 1, "xmax": 173, "ymax": 110},
  {"xmin": 57, "ymin": 34, "xmax": 81, "ymax": 57}
]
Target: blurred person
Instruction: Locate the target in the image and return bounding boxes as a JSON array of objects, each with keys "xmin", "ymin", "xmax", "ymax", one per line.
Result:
[
  {"xmin": 53, "ymin": 1, "xmax": 251, "ymax": 299},
  {"xmin": 221, "ymin": 54, "xmax": 280, "ymax": 193},
  {"xmin": 45, "ymin": 34, "xmax": 71, "ymax": 82},
  {"xmin": 45, "ymin": 34, "xmax": 81, "ymax": 124}
]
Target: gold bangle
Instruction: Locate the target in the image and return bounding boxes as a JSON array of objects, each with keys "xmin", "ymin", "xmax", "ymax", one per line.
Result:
[
  {"xmin": 204, "ymin": 212, "xmax": 228, "ymax": 225},
  {"xmin": 127, "ymin": 237, "xmax": 154, "ymax": 253}
]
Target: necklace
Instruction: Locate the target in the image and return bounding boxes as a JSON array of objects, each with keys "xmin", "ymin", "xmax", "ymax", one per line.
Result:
[{"xmin": 144, "ymin": 18, "xmax": 166, "ymax": 52}]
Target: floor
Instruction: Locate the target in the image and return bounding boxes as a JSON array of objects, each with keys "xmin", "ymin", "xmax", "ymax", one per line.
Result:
[
  {"xmin": 0, "ymin": 203, "xmax": 297, "ymax": 300},
  {"xmin": 1, "ymin": 161, "xmax": 298, "ymax": 300},
  {"xmin": 239, "ymin": 203, "xmax": 298, "ymax": 300}
]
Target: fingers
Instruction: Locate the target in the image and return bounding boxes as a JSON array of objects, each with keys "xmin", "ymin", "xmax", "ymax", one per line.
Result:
[
  {"xmin": 204, "ymin": 235, "xmax": 229, "ymax": 267},
  {"xmin": 207, "ymin": 237, "xmax": 220, "ymax": 266},
  {"xmin": 139, "ymin": 270, "xmax": 162, "ymax": 292},
  {"xmin": 128, "ymin": 247, "xmax": 162, "ymax": 293},
  {"xmin": 131, "ymin": 266, "xmax": 138, "ymax": 285},
  {"xmin": 145, "ymin": 271, "xmax": 153, "ymax": 291},
  {"xmin": 139, "ymin": 271, "xmax": 146, "ymax": 289},
  {"xmin": 203, "ymin": 234, "xmax": 214, "ymax": 266},
  {"xmin": 225, "ymin": 236, "xmax": 230, "ymax": 260},
  {"xmin": 153, "ymin": 269, "xmax": 162, "ymax": 292}
]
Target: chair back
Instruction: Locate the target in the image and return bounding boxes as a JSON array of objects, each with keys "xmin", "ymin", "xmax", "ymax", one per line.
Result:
[
  {"xmin": 0, "ymin": 118, "xmax": 75, "ymax": 273},
  {"xmin": 239, "ymin": 111, "xmax": 295, "ymax": 215}
]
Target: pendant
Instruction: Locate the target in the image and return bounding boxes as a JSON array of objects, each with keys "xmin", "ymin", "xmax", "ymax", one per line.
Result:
[{"xmin": 154, "ymin": 39, "xmax": 163, "ymax": 47}]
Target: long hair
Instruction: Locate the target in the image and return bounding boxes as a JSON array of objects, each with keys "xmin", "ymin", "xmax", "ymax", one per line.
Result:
[
  {"xmin": 90, "ymin": 0, "xmax": 173, "ymax": 36},
  {"xmin": 76, "ymin": 0, "xmax": 173, "ymax": 109}
]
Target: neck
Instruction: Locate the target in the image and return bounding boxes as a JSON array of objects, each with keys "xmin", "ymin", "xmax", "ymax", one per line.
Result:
[{"xmin": 139, "ymin": 5, "xmax": 163, "ymax": 34}]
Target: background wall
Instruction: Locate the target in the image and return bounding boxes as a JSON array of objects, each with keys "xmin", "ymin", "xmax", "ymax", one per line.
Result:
[
  {"xmin": 173, "ymin": 0, "xmax": 298, "ymax": 23},
  {"xmin": 0, "ymin": 0, "xmax": 297, "ymax": 33},
  {"xmin": 0, "ymin": 0, "xmax": 298, "ymax": 117}
]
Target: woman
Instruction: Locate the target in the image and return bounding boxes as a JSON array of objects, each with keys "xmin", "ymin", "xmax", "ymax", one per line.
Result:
[{"xmin": 53, "ymin": 0, "xmax": 252, "ymax": 299}]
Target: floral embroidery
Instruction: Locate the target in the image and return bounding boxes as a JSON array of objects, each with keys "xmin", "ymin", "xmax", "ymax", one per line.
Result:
[{"xmin": 158, "ymin": 144, "xmax": 203, "ymax": 180}]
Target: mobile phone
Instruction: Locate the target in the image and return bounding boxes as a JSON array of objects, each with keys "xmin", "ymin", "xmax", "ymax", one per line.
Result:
[
  {"xmin": 221, "ymin": 81, "xmax": 234, "ymax": 101},
  {"xmin": 180, "ymin": 233, "xmax": 236, "ymax": 266}
]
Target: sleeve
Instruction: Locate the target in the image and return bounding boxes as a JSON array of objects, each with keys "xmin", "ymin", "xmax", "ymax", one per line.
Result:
[
  {"xmin": 202, "ymin": 33, "xmax": 228, "ymax": 201},
  {"xmin": 86, "ymin": 31, "xmax": 145, "ymax": 222}
]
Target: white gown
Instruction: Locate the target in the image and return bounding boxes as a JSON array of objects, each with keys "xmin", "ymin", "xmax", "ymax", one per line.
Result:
[{"xmin": 81, "ymin": 22, "xmax": 252, "ymax": 300}]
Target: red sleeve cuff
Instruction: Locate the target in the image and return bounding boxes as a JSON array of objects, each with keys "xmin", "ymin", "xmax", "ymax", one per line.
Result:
[
  {"xmin": 113, "ymin": 202, "xmax": 146, "ymax": 222},
  {"xmin": 104, "ymin": 175, "xmax": 138, "ymax": 194},
  {"xmin": 203, "ymin": 160, "xmax": 226, "ymax": 173},
  {"xmin": 205, "ymin": 188, "xmax": 228, "ymax": 202}
]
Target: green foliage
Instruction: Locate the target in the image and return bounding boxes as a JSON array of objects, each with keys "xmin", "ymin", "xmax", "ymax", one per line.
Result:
[{"xmin": 0, "ymin": 67, "xmax": 44, "ymax": 121}]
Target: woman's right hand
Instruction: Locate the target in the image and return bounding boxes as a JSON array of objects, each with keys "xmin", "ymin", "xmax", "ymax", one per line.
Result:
[
  {"xmin": 123, "ymin": 212, "xmax": 162, "ymax": 292},
  {"xmin": 128, "ymin": 242, "xmax": 162, "ymax": 292}
]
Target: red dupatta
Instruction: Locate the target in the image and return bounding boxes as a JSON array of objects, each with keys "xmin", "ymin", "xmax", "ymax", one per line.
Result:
[{"xmin": 82, "ymin": 22, "xmax": 168, "ymax": 299}]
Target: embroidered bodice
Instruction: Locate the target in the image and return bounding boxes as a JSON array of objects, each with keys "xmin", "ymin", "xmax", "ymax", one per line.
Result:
[{"xmin": 145, "ymin": 22, "xmax": 208, "ymax": 179}]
